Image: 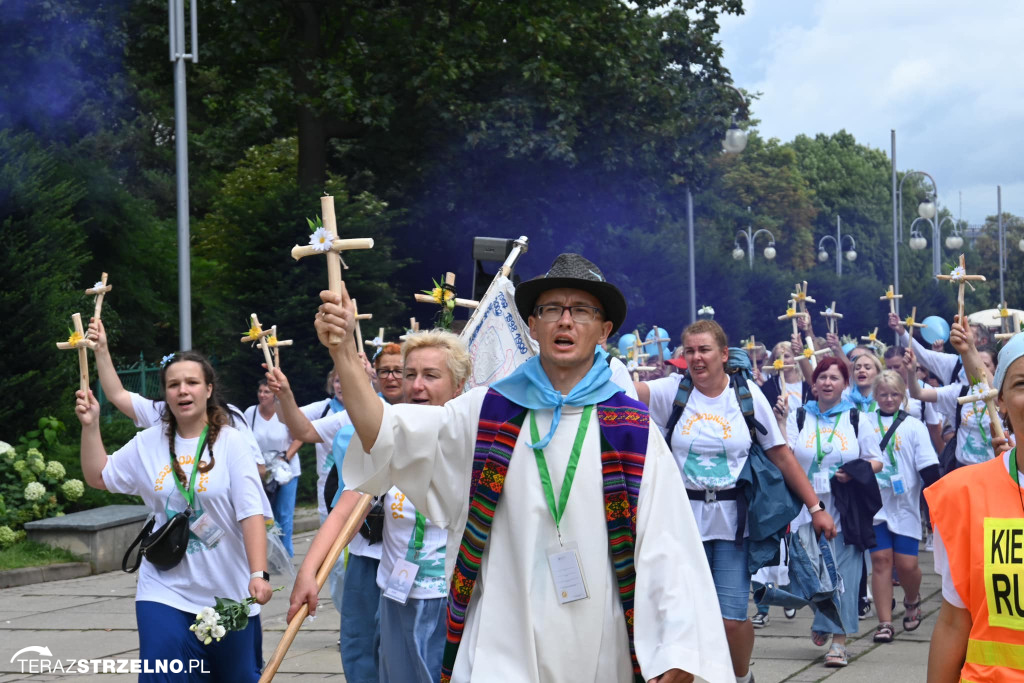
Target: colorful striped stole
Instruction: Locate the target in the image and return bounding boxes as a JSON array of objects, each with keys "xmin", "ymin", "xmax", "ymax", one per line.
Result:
[{"xmin": 440, "ymin": 389, "xmax": 648, "ymax": 683}]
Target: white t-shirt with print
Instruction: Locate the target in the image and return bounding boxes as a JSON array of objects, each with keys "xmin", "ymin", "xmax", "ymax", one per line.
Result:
[
  {"xmin": 785, "ymin": 407, "xmax": 880, "ymax": 532},
  {"xmin": 934, "ymin": 383, "xmax": 996, "ymax": 465},
  {"xmin": 101, "ymin": 425, "xmax": 273, "ymax": 615},
  {"xmin": 300, "ymin": 398, "xmax": 335, "ymax": 517},
  {"xmin": 783, "ymin": 381, "xmax": 804, "ymax": 414},
  {"xmin": 862, "ymin": 410, "xmax": 939, "ymax": 540},
  {"xmin": 243, "ymin": 406, "xmax": 300, "ymax": 478},
  {"xmin": 647, "ymin": 374, "xmax": 785, "ymax": 541},
  {"xmin": 608, "ymin": 356, "xmax": 640, "ymax": 400},
  {"xmin": 376, "ymin": 486, "xmax": 448, "ymax": 601}
]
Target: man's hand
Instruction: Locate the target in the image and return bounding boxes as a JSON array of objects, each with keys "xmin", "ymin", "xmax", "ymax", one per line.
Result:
[
  {"xmin": 287, "ymin": 570, "xmax": 320, "ymax": 621},
  {"xmin": 649, "ymin": 669, "xmax": 694, "ymax": 683},
  {"xmin": 888, "ymin": 311, "xmax": 902, "ymax": 332},
  {"xmin": 315, "ymin": 286, "xmax": 357, "ymax": 351},
  {"xmin": 812, "ymin": 508, "xmax": 837, "ymax": 540}
]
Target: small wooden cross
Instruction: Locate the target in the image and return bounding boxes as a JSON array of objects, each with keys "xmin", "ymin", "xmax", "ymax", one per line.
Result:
[
  {"xmin": 399, "ymin": 318, "xmax": 420, "ymax": 341},
  {"xmin": 626, "ymin": 357, "xmax": 656, "ymax": 381},
  {"xmin": 266, "ymin": 325, "xmax": 293, "ymax": 370},
  {"xmin": 819, "ymin": 301, "xmax": 843, "ymax": 336},
  {"xmin": 879, "ymin": 285, "xmax": 903, "ymax": 316},
  {"xmin": 997, "ymin": 301, "xmax": 1014, "ymax": 335},
  {"xmin": 639, "ymin": 328, "xmax": 671, "ymax": 366},
  {"xmin": 901, "ymin": 306, "xmax": 926, "ymax": 333},
  {"xmin": 935, "ymin": 254, "xmax": 986, "ymax": 322},
  {"xmin": 413, "ymin": 272, "xmax": 480, "ymax": 310},
  {"xmin": 777, "ymin": 300, "xmax": 809, "ymax": 336},
  {"xmin": 761, "ymin": 357, "xmax": 796, "ymax": 375},
  {"xmin": 790, "ymin": 281, "xmax": 817, "ymax": 314},
  {"xmin": 291, "ymin": 195, "xmax": 375, "ymax": 344},
  {"xmin": 860, "ymin": 327, "xmax": 884, "ymax": 351},
  {"xmin": 240, "ymin": 313, "xmax": 275, "ymax": 369},
  {"xmin": 56, "ymin": 313, "xmax": 97, "ymax": 393},
  {"xmin": 351, "ymin": 299, "xmax": 373, "ymax": 356},
  {"xmin": 366, "ymin": 326, "xmax": 389, "ymax": 354},
  {"xmin": 85, "ymin": 273, "xmax": 113, "ymax": 321},
  {"xmin": 799, "ymin": 343, "xmax": 830, "ymax": 368}
]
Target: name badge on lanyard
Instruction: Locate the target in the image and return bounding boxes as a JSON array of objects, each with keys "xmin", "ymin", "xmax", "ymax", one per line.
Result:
[{"xmin": 547, "ymin": 541, "xmax": 589, "ymax": 604}]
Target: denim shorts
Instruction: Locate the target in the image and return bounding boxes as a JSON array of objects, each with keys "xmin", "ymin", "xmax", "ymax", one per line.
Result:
[
  {"xmin": 703, "ymin": 538, "xmax": 751, "ymax": 621},
  {"xmin": 871, "ymin": 523, "xmax": 919, "ymax": 556}
]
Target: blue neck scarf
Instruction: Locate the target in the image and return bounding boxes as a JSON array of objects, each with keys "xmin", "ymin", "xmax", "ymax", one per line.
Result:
[
  {"xmin": 804, "ymin": 398, "xmax": 855, "ymax": 420},
  {"xmin": 847, "ymin": 388, "xmax": 874, "ymax": 411},
  {"xmin": 330, "ymin": 396, "xmax": 344, "ymax": 413},
  {"xmin": 490, "ymin": 346, "xmax": 622, "ymax": 448}
]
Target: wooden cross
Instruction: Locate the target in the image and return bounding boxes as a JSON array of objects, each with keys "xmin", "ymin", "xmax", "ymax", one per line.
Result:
[
  {"xmin": 291, "ymin": 195, "xmax": 375, "ymax": 344},
  {"xmin": 935, "ymin": 254, "xmax": 986, "ymax": 322},
  {"xmin": 367, "ymin": 326, "xmax": 389, "ymax": 354},
  {"xmin": 761, "ymin": 357, "xmax": 796, "ymax": 375},
  {"xmin": 266, "ymin": 325, "xmax": 293, "ymax": 370},
  {"xmin": 351, "ymin": 299, "xmax": 372, "ymax": 356},
  {"xmin": 777, "ymin": 300, "xmax": 809, "ymax": 336},
  {"xmin": 240, "ymin": 313, "xmax": 275, "ymax": 369},
  {"xmin": 85, "ymin": 273, "xmax": 112, "ymax": 321},
  {"xmin": 860, "ymin": 327, "xmax": 884, "ymax": 351},
  {"xmin": 413, "ymin": 272, "xmax": 480, "ymax": 310},
  {"xmin": 819, "ymin": 301, "xmax": 843, "ymax": 336},
  {"xmin": 56, "ymin": 313, "xmax": 97, "ymax": 393},
  {"xmin": 743, "ymin": 335, "xmax": 766, "ymax": 364},
  {"xmin": 639, "ymin": 327, "xmax": 671, "ymax": 366},
  {"xmin": 790, "ymin": 281, "xmax": 817, "ymax": 314},
  {"xmin": 901, "ymin": 306, "xmax": 926, "ymax": 333},
  {"xmin": 399, "ymin": 318, "xmax": 420, "ymax": 341},
  {"xmin": 879, "ymin": 285, "xmax": 903, "ymax": 316},
  {"xmin": 997, "ymin": 301, "xmax": 1014, "ymax": 335},
  {"xmin": 799, "ymin": 343, "xmax": 830, "ymax": 368}
]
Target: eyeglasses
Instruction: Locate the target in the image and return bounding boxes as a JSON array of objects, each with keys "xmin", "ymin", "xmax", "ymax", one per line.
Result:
[
  {"xmin": 377, "ymin": 368, "xmax": 402, "ymax": 378},
  {"xmin": 533, "ymin": 304, "xmax": 603, "ymax": 324}
]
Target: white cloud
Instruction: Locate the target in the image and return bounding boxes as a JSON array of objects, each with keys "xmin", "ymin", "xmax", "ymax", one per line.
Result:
[{"xmin": 718, "ymin": 0, "xmax": 1024, "ymax": 224}]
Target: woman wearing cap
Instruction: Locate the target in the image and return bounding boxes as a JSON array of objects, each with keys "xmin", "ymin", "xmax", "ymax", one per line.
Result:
[
  {"xmin": 637, "ymin": 320, "xmax": 836, "ymax": 683},
  {"xmin": 926, "ymin": 319, "xmax": 1019, "ymax": 682}
]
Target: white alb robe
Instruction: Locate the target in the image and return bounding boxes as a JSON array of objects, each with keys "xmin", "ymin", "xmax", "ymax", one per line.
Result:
[{"xmin": 343, "ymin": 386, "xmax": 733, "ymax": 683}]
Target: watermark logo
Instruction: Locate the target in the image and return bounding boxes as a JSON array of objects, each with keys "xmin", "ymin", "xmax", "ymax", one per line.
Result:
[{"xmin": 9, "ymin": 644, "xmax": 209, "ymax": 675}]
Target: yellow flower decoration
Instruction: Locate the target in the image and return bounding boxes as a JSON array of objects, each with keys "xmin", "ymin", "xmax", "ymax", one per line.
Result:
[
  {"xmin": 431, "ymin": 287, "xmax": 454, "ymax": 304},
  {"xmin": 244, "ymin": 324, "xmax": 262, "ymax": 341},
  {"xmin": 802, "ymin": 348, "xmax": 814, "ymax": 359},
  {"xmin": 773, "ymin": 358, "xmax": 785, "ymax": 370},
  {"xmin": 786, "ymin": 308, "xmax": 796, "ymax": 316},
  {"xmin": 67, "ymin": 331, "xmax": 83, "ymax": 346},
  {"xmin": 267, "ymin": 335, "xmax": 278, "ymax": 346},
  {"xmin": 904, "ymin": 316, "xmax": 915, "ymax": 328},
  {"xmin": 1000, "ymin": 307, "xmax": 1010, "ymax": 318},
  {"xmin": 867, "ymin": 332, "xmax": 877, "ymax": 341}
]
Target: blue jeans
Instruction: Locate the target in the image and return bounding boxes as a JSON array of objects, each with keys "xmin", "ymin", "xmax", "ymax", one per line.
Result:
[
  {"xmin": 271, "ymin": 476, "xmax": 298, "ymax": 556},
  {"xmin": 136, "ymin": 601, "xmax": 262, "ymax": 682},
  {"xmin": 341, "ymin": 553, "xmax": 381, "ymax": 683},
  {"xmin": 378, "ymin": 595, "xmax": 447, "ymax": 683},
  {"xmin": 812, "ymin": 530, "xmax": 862, "ymax": 635},
  {"xmin": 703, "ymin": 538, "xmax": 752, "ymax": 621}
]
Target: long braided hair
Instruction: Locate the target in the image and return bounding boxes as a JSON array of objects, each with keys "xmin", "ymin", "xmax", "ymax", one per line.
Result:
[{"xmin": 159, "ymin": 351, "xmax": 230, "ymax": 489}]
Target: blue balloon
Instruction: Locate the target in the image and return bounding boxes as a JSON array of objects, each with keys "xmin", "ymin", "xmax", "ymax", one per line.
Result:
[
  {"xmin": 645, "ymin": 326, "xmax": 673, "ymax": 359},
  {"xmin": 617, "ymin": 333, "xmax": 637, "ymax": 356},
  {"xmin": 921, "ymin": 316, "xmax": 951, "ymax": 345}
]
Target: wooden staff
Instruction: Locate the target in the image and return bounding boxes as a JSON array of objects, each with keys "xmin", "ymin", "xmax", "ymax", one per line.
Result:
[
  {"xmin": 351, "ymin": 299, "xmax": 372, "ymax": 355},
  {"xmin": 777, "ymin": 300, "xmax": 808, "ymax": 337},
  {"xmin": 954, "ymin": 315, "xmax": 1006, "ymax": 443},
  {"xmin": 998, "ymin": 301, "xmax": 1014, "ymax": 335},
  {"xmin": 790, "ymin": 281, "xmax": 817, "ymax": 314},
  {"xmin": 935, "ymin": 254, "xmax": 986, "ymax": 322},
  {"xmin": 291, "ymin": 195, "xmax": 375, "ymax": 344},
  {"xmin": 259, "ymin": 493, "xmax": 374, "ymax": 683},
  {"xmin": 56, "ymin": 313, "xmax": 97, "ymax": 393},
  {"xmin": 901, "ymin": 306, "xmax": 926, "ymax": 334},
  {"xmin": 860, "ymin": 327, "xmax": 884, "ymax": 351},
  {"xmin": 267, "ymin": 325, "xmax": 293, "ymax": 370},
  {"xmin": 85, "ymin": 273, "xmax": 112, "ymax": 321},
  {"xmin": 413, "ymin": 272, "xmax": 480, "ymax": 310},
  {"xmin": 819, "ymin": 301, "xmax": 843, "ymax": 336},
  {"xmin": 399, "ymin": 318, "xmax": 420, "ymax": 342},
  {"xmin": 241, "ymin": 313, "xmax": 275, "ymax": 368},
  {"xmin": 879, "ymin": 285, "xmax": 903, "ymax": 316}
]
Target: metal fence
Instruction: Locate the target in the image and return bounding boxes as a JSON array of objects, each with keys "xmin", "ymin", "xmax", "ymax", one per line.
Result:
[{"xmin": 97, "ymin": 352, "xmax": 162, "ymax": 419}]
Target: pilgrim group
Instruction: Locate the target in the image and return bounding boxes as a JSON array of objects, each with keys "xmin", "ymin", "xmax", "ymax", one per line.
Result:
[{"xmin": 71, "ymin": 252, "xmax": 1024, "ymax": 682}]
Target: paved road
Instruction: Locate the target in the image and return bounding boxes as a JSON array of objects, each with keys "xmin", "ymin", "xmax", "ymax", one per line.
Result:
[{"xmin": 0, "ymin": 528, "xmax": 942, "ymax": 682}]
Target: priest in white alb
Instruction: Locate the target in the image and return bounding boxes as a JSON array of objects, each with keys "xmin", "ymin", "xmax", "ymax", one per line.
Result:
[{"xmin": 314, "ymin": 254, "xmax": 733, "ymax": 683}]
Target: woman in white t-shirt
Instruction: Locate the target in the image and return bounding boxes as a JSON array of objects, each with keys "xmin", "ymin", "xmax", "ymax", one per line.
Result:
[
  {"xmin": 636, "ymin": 319, "xmax": 836, "ymax": 683},
  {"xmin": 779, "ymin": 356, "xmax": 882, "ymax": 668},
  {"xmin": 845, "ymin": 351, "xmax": 882, "ymax": 413},
  {"xmin": 244, "ymin": 378, "xmax": 302, "ymax": 556},
  {"xmin": 864, "ymin": 371, "xmax": 940, "ymax": 644},
  {"xmin": 75, "ymin": 351, "xmax": 273, "ymax": 682}
]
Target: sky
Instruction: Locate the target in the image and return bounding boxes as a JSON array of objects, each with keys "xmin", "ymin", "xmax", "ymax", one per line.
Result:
[{"xmin": 716, "ymin": 0, "xmax": 1024, "ymax": 226}]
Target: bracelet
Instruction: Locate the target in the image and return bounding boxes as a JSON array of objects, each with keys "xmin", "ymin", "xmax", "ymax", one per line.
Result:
[{"xmin": 250, "ymin": 570, "xmax": 270, "ymax": 582}]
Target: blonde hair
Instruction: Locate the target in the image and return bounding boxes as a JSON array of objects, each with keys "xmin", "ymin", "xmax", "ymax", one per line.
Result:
[
  {"xmin": 401, "ymin": 329, "xmax": 472, "ymax": 386},
  {"xmin": 872, "ymin": 370, "xmax": 907, "ymax": 408},
  {"xmin": 852, "ymin": 352, "xmax": 883, "ymax": 374},
  {"xmin": 771, "ymin": 341, "xmax": 792, "ymax": 361},
  {"xmin": 325, "ymin": 368, "xmax": 339, "ymax": 395},
  {"xmin": 682, "ymin": 320, "xmax": 728, "ymax": 351}
]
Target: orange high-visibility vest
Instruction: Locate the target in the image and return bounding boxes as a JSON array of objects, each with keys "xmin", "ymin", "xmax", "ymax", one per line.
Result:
[{"xmin": 926, "ymin": 455, "xmax": 1024, "ymax": 682}]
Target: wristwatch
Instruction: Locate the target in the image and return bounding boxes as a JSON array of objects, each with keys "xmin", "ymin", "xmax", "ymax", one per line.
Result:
[
  {"xmin": 250, "ymin": 570, "xmax": 270, "ymax": 582},
  {"xmin": 807, "ymin": 500, "xmax": 826, "ymax": 514}
]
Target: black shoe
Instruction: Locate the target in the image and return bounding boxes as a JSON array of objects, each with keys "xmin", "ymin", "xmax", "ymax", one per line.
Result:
[
  {"xmin": 784, "ymin": 607, "xmax": 797, "ymax": 619},
  {"xmin": 751, "ymin": 612, "xmax": 769, "ymax": 628},
  {"xmin": 859, "ymin": 598, "xmax": 872, "ymax": 620}
]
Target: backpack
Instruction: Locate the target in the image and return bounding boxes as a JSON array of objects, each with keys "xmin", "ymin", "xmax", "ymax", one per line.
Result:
[
  {"xmin": 949, "ymin": 358, "xmax": 963, "ymax": 386},
  {"xmin": 795, "ymin": 405, "xmax": 860, "ymax": 438},
  {"xmin": 938, "ymin": 384, "xmax": 970, "ymax": 476}
]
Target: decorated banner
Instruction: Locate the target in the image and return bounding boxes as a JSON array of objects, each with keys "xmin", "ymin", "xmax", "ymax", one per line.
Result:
[{"xmin": 460, "ymin": 275, "xmax": 537, "ymax": 391}]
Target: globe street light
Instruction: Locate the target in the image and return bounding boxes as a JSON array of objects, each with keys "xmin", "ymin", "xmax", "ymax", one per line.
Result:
[
  {"xmin": 733, "ymin": 207, "xmax": 777, "ymax": 269},
  {"xmin": 817, "ymin": 216, "xmax": 857, "ymax": 276},
  {"xmin": 721, "ymin": 85, "xmax": 749, "ymax": 154}
]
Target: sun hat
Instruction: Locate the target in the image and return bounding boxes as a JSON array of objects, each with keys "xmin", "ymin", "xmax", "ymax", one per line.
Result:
[{"xmin": 514, "ymin": 253, "xmax": 627, "ymax": 334}]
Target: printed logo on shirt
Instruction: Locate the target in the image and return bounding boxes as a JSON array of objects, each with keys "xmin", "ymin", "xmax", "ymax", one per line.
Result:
[
  {"xmin": 983, "ymin": 517, "xmax": 1024, "ymax": 630},
  {"xmin": 961, "ymin": 403, "xmax": 992, "ymax": 463},
  {"xmin": 871, "ymin": 423, "xmax": 902, "ymax": 487},
  {"xmin": 803, "ymin": 426, "xmax": 850, "ymax": 479},
  {"xmin": 390, "ymin": 491, "xmax": 406, "ymax": 519},
  {"xmin": 680, "ymin": 416, "xmax": 733, "ymax": 487}
]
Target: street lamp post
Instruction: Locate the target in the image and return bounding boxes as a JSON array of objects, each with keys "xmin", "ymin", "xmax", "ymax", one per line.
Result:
[
  {"xmin": 817, "ymin": 216, "xmax": 857, "ymax": 276},
  {"xmin": 897, "ymin": 169, "xmax": 942, "ymax": 277},
  {"xmin": 998, "ymin": 185, "xmax": 1005, "ymax": 304},
  {"xmin": 732, "ymin": 207, "xmax": 777, "ymax": 269}
]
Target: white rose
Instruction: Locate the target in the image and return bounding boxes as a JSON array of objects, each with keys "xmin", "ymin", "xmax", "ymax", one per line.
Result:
[
  {"xmin": 211, "ymin": 625, "xmax": 226, "ymax": 640},
  {"xmin": 199, "ymin": 607, "xmax": 217, "ymax": 622}
]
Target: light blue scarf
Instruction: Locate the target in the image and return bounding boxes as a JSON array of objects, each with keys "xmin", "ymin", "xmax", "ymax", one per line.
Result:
[
  {"xmin": 846, "ymin": 388, "xmax": 874, "ymax": 412},
  {"xmin": 329, "ymin": 396, "xmax": 344, "ymax": 413},
  {"xmin": 803, "ymin": 398, "xmax": 856, "ymax": 420},
  {"xmin": 491, "ymin": 347, "xmax": 622, "ymax": 448}
]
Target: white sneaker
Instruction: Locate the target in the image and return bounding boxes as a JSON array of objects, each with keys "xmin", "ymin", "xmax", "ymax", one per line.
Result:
[
  {"xmin": 751, "ymin": 612, "xmax": 769, "ymax": 628},
  {"xmin": 925, "ymin": 534, "xmax": 934, "ymax": 552}
]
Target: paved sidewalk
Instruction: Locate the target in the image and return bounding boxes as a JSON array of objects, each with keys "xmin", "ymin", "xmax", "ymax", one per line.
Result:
[{"xmin": 0, "ymin": 527, "xmax": 942, "ymax": 682}]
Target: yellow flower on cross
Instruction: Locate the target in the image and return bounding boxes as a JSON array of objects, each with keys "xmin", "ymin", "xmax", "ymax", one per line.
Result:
[
  {"xmin": 773, "ymin": 358, "xmax": 785, "ymax": 370},
  {"xmin": 431, "ymin": 287, "xmax": 454, "ymax": 304},
  {"xmin": 244, "ymin": 324, "xmax": 262, "ymax": 341},
  {"xmin": 66, "ymin": 331, "xmax": 83, "ymax": 346}
]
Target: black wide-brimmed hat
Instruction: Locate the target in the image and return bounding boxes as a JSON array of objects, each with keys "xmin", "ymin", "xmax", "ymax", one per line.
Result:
[{"xmin": 514, "ymin": 253, "xmax": 627, "ymax": 334}]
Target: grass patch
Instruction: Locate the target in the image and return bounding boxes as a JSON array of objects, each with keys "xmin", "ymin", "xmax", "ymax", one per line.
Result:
[{"xmin": 0, "ymin": 540, "xmax": 82, "ymax": 571}]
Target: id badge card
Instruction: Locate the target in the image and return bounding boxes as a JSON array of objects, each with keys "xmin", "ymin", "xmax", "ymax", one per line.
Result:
[
  {"xmin": 812, "ymin": 471, "xmax": 831, "ymax": 495},
  {"xmin": 190, "ymin": 512, "xmax": 224, "ymax": 548},
  {"xmin": 382, "ymin": 558, "xmax": 419, "ymax": 604},
  {"xmin": 547, "ymin": 541, "xmax": 589, "ymax": 605},
  {"xmin": 890, "ymin": 472, "xmax": 907, "ymax": 495}
]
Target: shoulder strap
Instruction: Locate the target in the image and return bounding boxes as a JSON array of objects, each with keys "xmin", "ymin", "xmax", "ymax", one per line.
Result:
[
  {"xmin": 320, "ymin": 402, "xmax": 332, "ymax": 419},
  {"xmin": 732, "ymin": 373, "xmax": 767, "ymax": 441},
  {"xmin": 122, "ymin": 517, "xmax": 155, "ymax": 573},
  {"xmin": 849, "ymin": 407, "xmax": 859, "ymax": 437},
  {"xmin": 797, "ymin": 406, "xmax": 806, "ymax": 432},
  {"xmin": 664, "ymin": 374, "xmax": 694, "ymax": 449},
  {"xmin": 950, "ymin": 358, "xmax": 963, "ymax": 386},
  {"xmin": 879, "ymin": 410, "xmax": 908, "ymax": 451},
  {"xmin": 954, "ymin": 384, "xmax": 969, "ymax": 432},
  {"xmin": 249, "ymin": 407, "xmax": 256, "ymax": 430}
]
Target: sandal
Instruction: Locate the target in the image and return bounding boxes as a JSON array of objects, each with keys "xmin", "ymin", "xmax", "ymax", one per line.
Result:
[
  {"xmin": 811, "ymin": 630, "xmax": 830, "ymax": 647},
  {"xmin": 873, "ymin": 622, "xmax": 894, "ymax": 643},
  {"xmin": 903, "ymin": 597, "xmax": 923, "ymax": 631},
  {"xmin": 824, "ymin": 643, "xmax": 848, "ymax": 668}
]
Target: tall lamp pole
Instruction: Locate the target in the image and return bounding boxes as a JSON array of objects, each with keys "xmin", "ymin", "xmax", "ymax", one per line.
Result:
[
  {"xmin": 999, "ymin": 185, "xmax": 1005, "ymax": 304},
  {"xmin": 732, "ymin": 207, "xmax": 777, "ymax": 269},
  {"xmin": 817, "ymin": 216, "xmax": 857, "ymax": 276},
  {"xmin": 169, "ymin": 0, "xmax": 198, "ymax": 351}
]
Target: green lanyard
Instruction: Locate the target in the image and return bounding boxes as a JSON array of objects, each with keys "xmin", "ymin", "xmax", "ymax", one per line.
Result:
[
  {"xmin": 814, "ymin": 414, "xmax": 843, "ymax": 465},
  {"xmin": 529, "ymin": 405, "xmax": 593, "ymax": 539},
  {"xmin": 976, "ymin": 403, "xmax": 993, "ymax": 450},
  {"xmin": 876, "ymin": 413, "xmax": 898, "ymax": 470},
  {"xmin": 1010, "ymin": 448, "xmax": 1020, "ymax": 486},
  {"xmin": 169, "ymin": 425, "xmax": 208, "ymax": 510},
  {"xmin": 405, "ymin": 511, "xmax": 427, "ymax": 561}
]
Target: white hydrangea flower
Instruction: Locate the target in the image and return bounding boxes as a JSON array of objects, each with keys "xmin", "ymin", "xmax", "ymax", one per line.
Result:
[
  {"xmin": 0, "ymin": 441, "xmax": 13, "ymax": 457},
  {"xmin": 309, "ymin": 226, "xmax": 333, "ymax": 252},
  {"xmin": 24, "ymin": 482, "xmax": 46, "ymax": 501},
  {"xmin": 45, "ymin": 461, "xmax": 66, "ymax": 479},
  {"xmin": 61, "ymin": 479, "xmax": 84, "ymax": 500}
]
